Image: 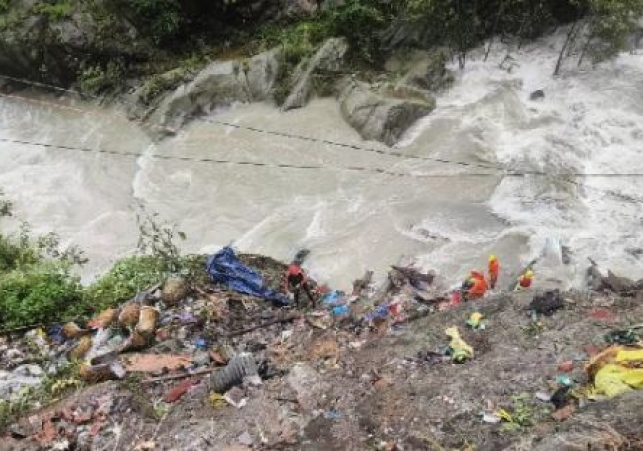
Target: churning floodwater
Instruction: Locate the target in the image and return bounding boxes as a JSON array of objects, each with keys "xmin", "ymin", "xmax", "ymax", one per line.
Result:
[{"xmin": 1, "ymin": 30, "xmax": 642, "ymax": 289}]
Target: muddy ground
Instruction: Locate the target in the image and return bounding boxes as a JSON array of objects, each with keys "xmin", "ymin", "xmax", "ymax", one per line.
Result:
[{"xmin": 3, "ymin": 266, "xmax": 643, "ymax": 450}]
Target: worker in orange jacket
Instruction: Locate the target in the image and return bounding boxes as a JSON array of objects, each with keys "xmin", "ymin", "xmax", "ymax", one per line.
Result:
[
  {"xmin": 462, "ymin": 270, "xmax": 488, "ymax": 301},
  {"xmin": 517, "ymin": 269, "xmax": 534, "ymax": 290},
  {"xmin": 488, "ymin": 255, "xmax": 499, "ymax": 290}
]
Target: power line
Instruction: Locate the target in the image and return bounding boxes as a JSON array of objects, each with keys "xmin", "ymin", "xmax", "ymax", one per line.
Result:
[
  {"xmin": 0, "ymin": 136, "xmax": 502, "ymax": 179},
  {"xmin": 0, "ymin": 73, "xmax": 506, "ymax": 172},
  {"xmin": 1, "ymin": 74, "xmax": 643, "ymax": 204}
]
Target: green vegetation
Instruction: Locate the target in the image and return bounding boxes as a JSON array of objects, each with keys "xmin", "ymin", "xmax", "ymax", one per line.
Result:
[
  {"xmin": 0, "ymin": 194, "xmax": 199, "ymax": 330},
  {"xmin": 128, "ymin": 0, "xmax": 182, "ymax": 44},
  {"xmin": 77, "ymin": 61, "xmax": 124, "ymax": 95},
  {"xmin": 32, "ymin": 1, "xmax": 73, "ymax": 22}
]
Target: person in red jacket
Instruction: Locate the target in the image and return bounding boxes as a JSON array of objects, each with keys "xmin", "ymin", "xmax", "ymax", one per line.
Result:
[
  {"xmin": 462, "ymin": 270, "xmax": 488, "ymax": 301},
  {"xmin": 488, "ymin": 255, "xmax": 499, "ymax": 290},
  {"xmin": 284, "ymin": 262, "xmax": 316, "ymax": 307}
]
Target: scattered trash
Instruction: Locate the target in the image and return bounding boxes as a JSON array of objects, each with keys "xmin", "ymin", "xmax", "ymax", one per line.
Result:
[
  {"xmin": 209, "ymin": 392, "xmax": 227, "ymax": 408},
  {"xmin": 604, "ymin": 329, "xmax": 640, "ymax": 345},
  {"xmin": 465, "ymin": 312, "xmax": 485, "ymax": 330},
  {"xmin": 534, "ymin": 391, "xmax": 552, "ymax": 402},
  {"xmin": 223, "ymin": 386, "xmax": 247, "ymax": 409},
  {"xmin": 210, "ymin": 353, "xmax": 260, "ymax": 393},
  {"xmin": 587, "ymin": 346, "xmax": 643, "ymax": 397},
  {"xmin": 206, "ymin": 246, "xmax": 289, "ymax": 304},
  {"xmin": 324, "ymin": 409, "xmax": 343, "ymax": 419},
  {"xmin": 529, "ymin": 290, "xmax": 563, "ymax": 316},
  {"xmin": 551, "ymin": 404, "xmax": 575, "ymax": 421},
  {"xmin": 481, "ymin": 412, "xmax": 501, "ymax": 424},
  {"xmin": 162, "ymin": 276, "xmax": 190, "ymax": 306},
  {"xmin": 194, "ymin": 336, "xmax": 208, "ymax": 350},
  {"xmin": 556, "ymin": 375, "xmax": 574, "ymax": 387},
  {"xmin": 550, "ymin": 385, "xmax": 572, "ymax": 409},
  {"xmin": 558, "ymin": 360, "xmax": 574, "ymax": 373},
  {"xmin": 163, "ymin": 378, "xmax": 198, "ymax": 403},
  {"xmin": 590, "ymin": 307, "xmax": 614, "ymax": 323},
  {"xmin": 122, "ymin": 353, "xmax": 192, "ymax": 373},
  {"xmin": 445, "ymin": 326, "xmax": 473, "ymax": 363}
]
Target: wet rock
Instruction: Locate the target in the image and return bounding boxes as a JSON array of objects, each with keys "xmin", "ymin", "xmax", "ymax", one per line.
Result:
[
  {"xmin": 287, "ymin": 363, "xmax": 328, "ymax": 411},
  {"xmin": 603, "ymin": 270, "xmax": 637, "ymax": 294},
  {"xmin": 282, "ymin": 37, "xmax": 349, "ymax": 111},
  {"xmin": 399, "ymin": 47, "xmax": 454, "ymax": 92},
  {"xmin": 530, "ymin": 89, "xmax": 545, "ymax": 100},
  {"xmin": 13, "ymin": 364, "xmax": 44, "ymax": 377},
  {"xmin": 162, "ymin": 276, "xmax": 190, "ymax": 306},
  {"xmin": 237, "ymin": 431, "xmax": 254, "ymax": 447},
  {"xmin": 338, "ymin": 78, "xmax": 435, "ymax": 146},
  {"xmin": 154, "ymin": 47, "xmax": 282, "ymax": 129},
  {"xmin": 246, "ymin": 47, "xmax": 282, "ymax": 101},
  {"xmin": 192, "ymin": 350, "xmax": 211, "ymax": 367}
]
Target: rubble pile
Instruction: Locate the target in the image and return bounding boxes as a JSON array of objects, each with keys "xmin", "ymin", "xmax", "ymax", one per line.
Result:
[{"xmin": 1, "ymin": 249, "xmax": 643, "ymax": 450}]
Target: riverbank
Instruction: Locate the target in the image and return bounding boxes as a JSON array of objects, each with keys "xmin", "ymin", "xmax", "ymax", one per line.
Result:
[{"xmin": 1, "ymin": 246, "xmax": 643, "ymax": 450}]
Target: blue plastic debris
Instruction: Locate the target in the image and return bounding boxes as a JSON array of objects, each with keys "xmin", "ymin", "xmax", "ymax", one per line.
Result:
[{"xmin": 206, "ymin": 246, "xmax": 289, "ymax": 305}]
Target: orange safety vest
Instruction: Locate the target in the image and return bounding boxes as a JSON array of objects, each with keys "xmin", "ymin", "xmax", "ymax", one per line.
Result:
[
  {"xmin": 468, "ymin": 272, "xmax": 488, "ymax": 298},
  {"xmin": 519, "ymin": 275, "xmax": 533, "ymax": 288},
  {"xmin": 489, "ymin": 260, "xmax": 499, "ymax": 287}
]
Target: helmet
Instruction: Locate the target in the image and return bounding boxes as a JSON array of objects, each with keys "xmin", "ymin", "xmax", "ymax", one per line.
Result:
[
  {"xmin": 488, "ymin": 254, "xmax": 497, "ymax": 262},
  {"xmin": 524, "ymin": 270, "xmax": 534, "ymax": 278}
]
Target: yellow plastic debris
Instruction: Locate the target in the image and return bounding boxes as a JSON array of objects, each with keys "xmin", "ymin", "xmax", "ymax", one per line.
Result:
[
  {"xmin": 586, "ymin": 345, "xmax": 643, "ymax": 398},
  {"xmin": 466, "ymin": 312, "xmax": 484, "ymax": 329},
  {"xmin": 615, "ymin": 348, "xmax": 643, "ymax": 364},
  {"xmin": 495, "ymin": 408, "xmax": 513, "ymax": 422},
  {"xmin": 209, "ymin": 392, "xmax": 227, "ymax": 408},
  {"xmin": 445, "ymin": 326, "xmax": 474, "ymax": 363},
  {"xmin": 592, "ymin": 363, "xmax": 643, "ymax": 398}
]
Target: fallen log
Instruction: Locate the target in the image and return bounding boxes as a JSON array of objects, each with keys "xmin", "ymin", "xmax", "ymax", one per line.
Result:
[
  {"xmin": 142, "ymin": 368, "xmax": 212, "ymax": 384},
  {"xmin": 223, "ymin": 312, "xmax": 301, "ymax": 338}
]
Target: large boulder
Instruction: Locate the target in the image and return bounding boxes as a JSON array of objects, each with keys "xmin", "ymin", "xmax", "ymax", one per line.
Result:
[
  {"xmin": 398, "ymin": 47, "xmax": 455, "ymax": 92},
  {"xmin": 281, "ymin": 37, "xmax": 349, "ymax": 111},
  {"xmin": 153, "ymin": 47, "xmax": 282, "ymax": 128},
  {"xmin": 338, "ymin": 78, "xmax": 435, "ymax": 146}
]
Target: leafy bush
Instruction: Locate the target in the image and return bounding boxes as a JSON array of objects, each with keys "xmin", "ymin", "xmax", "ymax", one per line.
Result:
[
  {"xmin": 0, "ymin": 263, "xmax": 83, "ymax": 329},
  {"xmin": 77, "ymin": 61, "xmax": 124, "ymax": 95},
  {"xmin": 129, "ymin": 0, "xmax": 182, "ymax": 44},
  {"xmin": 323, "ymin": 0, "xmax": 392, "ymax": 64},
  {"xmin": 32, "ymin": 1, "xmax": 73, "ymax": 22},
  {"xmin": 83, "ymin": 256, "xmax": 167, "ymax": 311}
]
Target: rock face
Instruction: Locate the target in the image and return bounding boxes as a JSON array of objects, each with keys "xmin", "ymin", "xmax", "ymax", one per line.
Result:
[
  {"xmin": 281, "ymin": 37, "xmax": 349, "ymax": 111},
  {"xmin": 399, "ymin": 47, "xmax": 455, "ymax": 92},
  {"xmin": 0, "ymin": 1, "xmax": 148, "ymax": 85},
  {"xmin": 153, "ymin": 47, "xmax": 282, "ymax": 128},
  {"xmin": 338, "ymin": 78, "xmax": 435, "ymax": 146}
]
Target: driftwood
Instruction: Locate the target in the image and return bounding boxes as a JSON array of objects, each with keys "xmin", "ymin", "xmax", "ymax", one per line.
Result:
[
  {"xmin": 391, "ymin": 265, "xmax": 435, "ymax": 287},
  {"xmin": 224, "ymin": 312, "xmax": 301, "ymax": 338},
  {"xmin": 142, "ymin": 368, "xmax": 212, "ymax": 384}
]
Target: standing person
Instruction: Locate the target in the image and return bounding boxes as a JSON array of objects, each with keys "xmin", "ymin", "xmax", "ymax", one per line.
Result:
[
  {"xmin": 488, "ymin": 255, "xmax": 499, "ymax": 290},
  {"xmin": 517, "ymin": 269, "xmax": 534, "ymax": 290},
  {"xmin": 284, "ymin": 262, "xmax": 316, "ymax": 307}
]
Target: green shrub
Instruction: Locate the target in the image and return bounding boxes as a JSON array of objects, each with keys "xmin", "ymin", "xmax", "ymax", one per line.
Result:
[
  {"xmin": 32, "ymin": 1, "xmax": 73, "ymax": 22},
  {"xmin": 0, "ymin": 263, "xmax": 83, "ymax": 329},
  {"xmin": 129, "ymin": 0, "xmax": 182, "ymax": 44},
  {"xmin": 83, "ymin": 255, "xmax": 167, "ymax": 310},
  {"xmin": 77, "ymin": 61, "xmax": 123, "ymax": 95}
]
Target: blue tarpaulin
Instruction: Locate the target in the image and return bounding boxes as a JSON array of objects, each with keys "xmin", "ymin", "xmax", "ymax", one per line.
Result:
[{"xmin": 206, "ymin": 247, "xmax": 289, "ymax": 305}]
